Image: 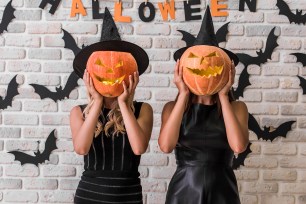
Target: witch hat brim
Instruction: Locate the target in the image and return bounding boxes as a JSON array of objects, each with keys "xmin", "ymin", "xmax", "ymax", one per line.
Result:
[
  {"xmin": 173, "ymin": 6, "xmax": 239, "ymax": 66},
  {"xmin": 73, "ymin": 7, "xmax": 149, "ymax": 78}
]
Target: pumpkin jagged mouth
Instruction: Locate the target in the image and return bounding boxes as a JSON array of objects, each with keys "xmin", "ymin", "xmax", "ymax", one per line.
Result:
[
  {"xmin": 186, "ymin": 66, "xmax": 224, "ymax": 78},
  {"xmin": 93, "ymin": 73, "xmax": 125, "ymax": 86}
]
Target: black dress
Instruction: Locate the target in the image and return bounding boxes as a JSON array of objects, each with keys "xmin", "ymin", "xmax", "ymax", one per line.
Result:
[
  {"xmin": 74, "ymin": 102, "xmax": 143, "ymax": 204},
  {"xmin": 165, "ymin": 103, "xmax": 241, "ymax": 204}
]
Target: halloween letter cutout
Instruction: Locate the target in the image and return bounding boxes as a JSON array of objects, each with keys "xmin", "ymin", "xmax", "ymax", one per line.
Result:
[
  {"xmin": 70, "ymin": 0, "xmax": 87, "ymax": 17},
  {"xmin": 92, "ymin": 0, "xmax": 104, "ymax": 19},
  {"xmin": 183, "ymin": 0, "xmax": 201, "ymax": 21},
  {"xmin": 39, "ymin": 0, "xmax": 61, "ymax": 14},
  {"xmin": 158, "ymin": 0, "xmax": 175, "ymax": 21},
  {"xmin": 239, "ymin": 0, "xmax": 257, "ymax": 12},
  {"xmin": 114, "ymin": 2, "xmax": 132, "ymax": 23},
  {"xmin": 139, "ymin": 2, "xmax": 156, "ymax": 22},
  {"xmin": 211, "ymin": 0, "xmax": 228, "ymax": 17}
]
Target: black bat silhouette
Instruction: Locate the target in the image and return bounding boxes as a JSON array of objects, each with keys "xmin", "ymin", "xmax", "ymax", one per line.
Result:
[
  {"xmin": 62, "ymin": 29, "xmax": 84, "ymax": 56},
  {"xmin": 291, "ymin": 53, "xmax": 306, "ymax": 67},
  {"xmin": 236, "ymin": 27, "xmax": 279, "ymax": 67},
  {"xmin": 8, "ymin": 130, "xmax": 57, "ymax": 166},
  {"xmin": 232, "ymin": 66, "xmax": 251, "ymax": 99},
  {"xmin": 177, "ymin": 22, "xmax": 230, "ymax": 46},
  {"xmin": 232, "ymin": 142, "xmax": 252, "ymax": 170},
  {"xmin": 0, "ymin": 75, "xmax": 19, "ymax": 110},
  {"xmin": 297, "ymin": 75, "xmax": 306, "ymax": 95},
  {"xmin": 0, "ymin": 0, "xmax": 15, "ymax": 35},
  {"xmin": 30, "ymin": 71, "xmax": 79, "ymax": 102},
  {"xmin": 248, "ymin": 113, "xmax": 295, "ymax": 141},
  {"xmin": 276, "ymin": 0, "xmax": 306, "ymax": 25}
]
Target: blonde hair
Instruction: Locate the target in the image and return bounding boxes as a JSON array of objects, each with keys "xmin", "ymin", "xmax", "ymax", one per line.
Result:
[{"xmin": 83, "ymin": 91, "xmax": 135, "ymax": 137}]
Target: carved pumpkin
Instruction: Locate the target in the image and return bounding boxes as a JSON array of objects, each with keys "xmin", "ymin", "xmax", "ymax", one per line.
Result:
[
  {"xmin": 87, "ymin": 51, "xmax": 137, "ymax": 97},
  {"xmin": 181, "ymin": 45, "xmax": 231, "ymax": 96}
]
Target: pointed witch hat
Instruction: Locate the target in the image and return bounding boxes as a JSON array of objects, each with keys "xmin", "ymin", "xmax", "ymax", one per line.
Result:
[
  {"xmin": 73, "ymin": 7, "xmax": 149, "ymax": 78},
  {"xmin": 174, "ymin": 6, "xmax": 239, "ymax": 65}
]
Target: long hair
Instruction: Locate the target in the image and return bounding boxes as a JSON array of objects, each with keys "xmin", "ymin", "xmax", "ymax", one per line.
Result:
[{"xmin": 83, "ymin": 91, "xmax": 135, "ymax": 137}]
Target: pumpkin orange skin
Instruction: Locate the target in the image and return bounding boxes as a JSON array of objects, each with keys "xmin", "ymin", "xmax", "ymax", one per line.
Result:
[
  {"xmin": 181, "ymin": 45, "xmax": 231, "ymax": 96},
  {"xmin": 87, "ymin": 51, "xmax": 137, "ymax": 97}
]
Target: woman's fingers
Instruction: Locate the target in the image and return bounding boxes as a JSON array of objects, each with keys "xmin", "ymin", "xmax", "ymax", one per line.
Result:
[{"xmin": 174, "ymin": 60, "xmax": 179, "ymax": 77}]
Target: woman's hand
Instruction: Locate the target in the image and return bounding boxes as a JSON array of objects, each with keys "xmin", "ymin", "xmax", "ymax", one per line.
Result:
[
  {"xmin": 83, "ymin": 69, "xmax": 103, "ymax": 103},
  {"xmin": 118, "ymin": 71, "xmax": 139, "ymax": 106},
  {"xmin": 218, "ymin": 61, "xmax": 235, "ymax": 97},
  {"xmin": 174, "ymin": 60, "xmax": 189, "ymax": 96}
]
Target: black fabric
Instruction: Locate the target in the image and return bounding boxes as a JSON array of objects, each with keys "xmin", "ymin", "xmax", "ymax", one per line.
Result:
[
  {"xmin": 75, "ymin": 101, "xmax": 144, "ymax": 204},
  {"xmin": 165, "ymin": 103, "xmax": 241, "ymax": 204}
]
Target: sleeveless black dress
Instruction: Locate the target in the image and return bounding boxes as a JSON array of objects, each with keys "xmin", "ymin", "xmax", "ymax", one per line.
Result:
[
  {"xmin": 74, "ymin": 101, "xmax": 143, "ymax": 204},
  {"xmin": 165, "ymin": 103, "xmax": 241, "ymax": 204}
]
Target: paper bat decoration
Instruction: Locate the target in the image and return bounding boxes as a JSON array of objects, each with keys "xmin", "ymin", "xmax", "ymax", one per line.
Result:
[
  {"xmin": 276, "ymin": 0, "xmax": 306, "ymax": 25},
  {"xmin": 290, "ymin": 53, "xmax": 306, "ymax": 67},
  {"xmin": 0, "ymin": 0, "xmax": 15, "ymax": 35},
  {"xmin": 62, "ymin": 29, "xmax": 84, "ymax": 56},
  {"xmin": 8, "ymin": 129, "xmax": 57, "ymax": 166},
  {"xmin": 30, "ymin": 71, "xmax": 79, "ymax": 102},
  {"xmin": 232, "ymin": 66, "xmax": 250, "ymax": 99},
  {"xmin": 297, "ymin": 75, "xmax": 306, "ymax": 95},
  {"xmin": 177, "ymin": 22, "xmax": 230, "ymax": 46},
  {"xmin": 236, "ymin": 27, "xmax": 279, "ymax": 67},
  {"xmin": 248, "ymin": 113, "xmax": 295, "ymax": 141},
  {"xmin": 232, "ymin": 142, "xmax": 252, "ymax": 170},
  {"xmin": 0, "ymin": 75, "xmax": 19, "ymax": 110}
]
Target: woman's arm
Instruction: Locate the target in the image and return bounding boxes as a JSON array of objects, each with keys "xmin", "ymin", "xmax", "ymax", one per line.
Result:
[{"xmin": 70, "ymin": 70, "xmax": 103, "ymax": 155}]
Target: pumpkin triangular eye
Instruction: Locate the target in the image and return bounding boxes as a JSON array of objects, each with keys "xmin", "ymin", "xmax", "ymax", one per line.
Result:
[
  {"xmin": 205, "ymin": 51, "xmax": 218, "ymax": 58},
  {"xmin": 200, "ymin": 57, "xmax": 208, "ymax": 65},
  {"xmin": 188, "ymin": 52, "xmax": 199, "ymax": 58},
  {"xmin": 115, "ymin": 60, "xmax": 124, "ymax": 68},
  {"xmin": 95, "ymin": 58, "xmax": 105, "ymax": 67}
]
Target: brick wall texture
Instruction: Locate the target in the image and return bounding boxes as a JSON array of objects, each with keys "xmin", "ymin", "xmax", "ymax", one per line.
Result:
[{"xmin": 0, "ymin": 0, "xmax": 305, "ymax": 203}]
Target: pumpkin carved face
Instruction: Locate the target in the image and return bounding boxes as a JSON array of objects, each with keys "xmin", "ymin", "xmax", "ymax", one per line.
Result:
[
  {"xmin": 87, "ymin": 51, "xmax": 137, "ymax": 97},
  {"xmin": 180, "ymin": 45, "xmax": 231, "ymax": 96}
]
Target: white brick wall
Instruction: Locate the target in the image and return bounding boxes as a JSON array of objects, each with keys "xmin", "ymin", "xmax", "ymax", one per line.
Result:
[{"xmin": 0, "ymin": 0, "xmax": 305, "ymax": 203}]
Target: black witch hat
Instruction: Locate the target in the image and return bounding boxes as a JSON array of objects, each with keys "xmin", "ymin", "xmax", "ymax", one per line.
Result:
[
  {"xmin": 73, "ymin": 7, "xmax": 149, "ymax": 78},
  {"xmin": 174, "ymin": 6, "xmax": 239, "ymax": 65}
]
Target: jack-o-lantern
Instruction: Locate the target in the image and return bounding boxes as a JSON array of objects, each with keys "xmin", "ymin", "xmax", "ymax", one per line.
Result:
[
  {"xmin": 87, "ymin": 51, "xmax": 137, "ymax": 97},
  {"xmin": 180, "ymin": 45, "xmax": 231, "ymax": 96}
]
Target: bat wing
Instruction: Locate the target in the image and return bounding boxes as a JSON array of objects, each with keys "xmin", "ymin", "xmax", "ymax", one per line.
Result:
[
  {"xmin": 248, "ymin": 113, "xmax": 264, "ymax": 139},
  {"xmin": 0, "ymin": 0, "xmax": 15, "ymax": 34},
  {"xmin": 61, "ymin": 71, "xmax": 80, "ymax": 98},
  {"xmin": 177, "ymin": 30, "xmax": 196, "ymax": 47},
  {"xmin": 39, "ymin": 129, "xmax": 58, "ymax": 163},
  {"xmin": 62, "ymin": 29, "xmax": 81, "ymax": 56},
  {"xmin": 291, "ymin": 53, "xmax": 306, "ymax": 67},
  {"xmin": 233, "ymin": 66, "xmax": 251, "ymax": 99},
  {"xmin": 297, "ymin": 75, "xmax": 306, "ymax": 95},
  {"xmin": 236, "ymin": 53, "xmax": 254, "ymax": 67},
  {"xmin": 216, "ymin": 22, "xmax": 230, "ymax": 44},
  {"xmin": 0, "ymin": 75, "xmax": 19, "ymax": 110},
  {"xmin": 276, "ymin": 0, "xmax": 304, "ymax": 24},
  {"xmin": 258, "ymin": 27, "xmax": 279, "ymax": 64},
  {"xmin": 232, "ymin": 143, "xmax": 252, "ymax": 170},
  {"xmin": 8, "ymin": 151, "xmax": 38, "ymax": 166},
  {"xmin": 263, "ymin": 121, "xmax": 296, "ymax": 141},
  {"xmin": 30, "ymin": 83, "xmax": 59, "ymax": 102}
]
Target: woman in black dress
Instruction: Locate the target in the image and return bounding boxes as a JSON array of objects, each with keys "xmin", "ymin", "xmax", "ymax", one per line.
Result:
[
  {"xmin": 158, "ymin": 7, "xmax": 249, "ymax": 204},
  {"xmin": 70, "ymin": 7, "xmax": 153, "ymax": 204}
]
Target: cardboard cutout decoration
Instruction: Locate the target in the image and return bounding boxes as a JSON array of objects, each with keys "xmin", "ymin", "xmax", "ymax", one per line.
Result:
[
  {"xmin": 70, "ymin": 0, "xmax": 87, "ymax": 17},
  {"xmin": 30, "ymin": 72, "xmax": 79, "ymax": 102},
  {"xmin": 297, "ymin": 76, "xmax": 306, "ymax": 95},
  {"xmin": 139, "ymin": 1, "xmax": 155, "ymax": 22},
  {"xmin": 8, "ymin": 130, "xmax": 57, "ymax": 166},
  {"xmin": 0, "ymin": 0, "xmax": 15, "ymax": 35},
  {"xmin": 0, "ymin": 75, "xmax": 19, "ymax": 110},
  {"xmin": 62, "ymin": 29, "xmax": 84, "ymax": 56},
  {"xmin": 248, "ymin": 113, "xmax": 295, "ymax": 141},
  {"xmin": 211, "ymin": 0, "xmax": 228, "ymax": 17},
  {"xmin": 39, "ymin": 0, "xmax": 61, "ymax": 15},
  {"xmin": 158, "ymin": 0, "xmax": 175, "ymax": 21},
  {"xmin": 87, "ymin": 51, "xmax": 137, "ymax": 97},
  {"xmin": 291, "ymin": 53, "xmax": 306, "ymax": 67},
  {"xmin": 232, "ymin": 66, "xmax": 250, "ymax": 99},
  {"xmin": 236, "ymin": 27, "xmax": 279, "ymax": 67},
  {"xmin": 239, "ymin": 0, "xmax": 257, "ymax": 12},
  {"xmin": 92, "ymin": 0, "xmax": 104, "ymax": 19},
  {"xmin": 183, "ymin": 0, "xmax": 201, "ymax": 21},
  {"xmin": 276, "ymin": 0, "xmax": 306, "ymax": 25},
  {"xmin": 114, "ymin": 2, "xmax": 132, "ymax": 23},
  {"xmin": 232, "ymin": 143, "xmax": 252, "ymax": 170}
]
